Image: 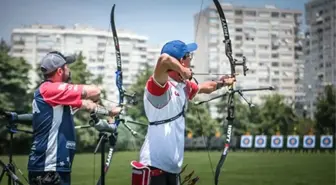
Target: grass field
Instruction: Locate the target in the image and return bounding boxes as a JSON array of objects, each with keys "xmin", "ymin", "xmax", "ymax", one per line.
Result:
[{"xmin": 0, "ymin": 151, "xmax": 335, "ymax": 185}]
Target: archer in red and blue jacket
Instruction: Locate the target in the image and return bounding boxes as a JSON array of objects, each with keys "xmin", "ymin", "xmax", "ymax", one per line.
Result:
[{"xmin": 27, "ymin": 51, "xmax": 122, "ymax": 185}]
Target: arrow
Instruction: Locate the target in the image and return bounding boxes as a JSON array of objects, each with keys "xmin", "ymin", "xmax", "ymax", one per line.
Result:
[{"xmin": 193, "ymin": 73, "xmax": 239, "ymax": 76}]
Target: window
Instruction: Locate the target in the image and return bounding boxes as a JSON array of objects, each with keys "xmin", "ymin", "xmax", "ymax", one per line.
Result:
[
  {"xmin": 272, "ymin": 53, "xmax": 279, "ymax": 58},
  {"xmin": 282, "ymin": 86, "xmax": 293, "ymax": 90},
  {"xmin": 271, "ymin": 62, "xmax": 279, "ymax": 67},
  {"xmin": 259, "ymin": 53, "xmax": 270, "ymax": 58},
  {"xmin": 97, "ymin": 66, "xmax": 105, "ymax": 71},
  {"xmin": 121, "ymin": 53, "xmax": 130, "ymax": 57},
  {"xmin": 235, "ymin": 10, "xmax": 243, "ymax": 16},
  {"xmin": 235, "ymin": 19, "xmax": 243, "ymax": 24},
  {"xmin": 272, "ymin": 78, "xmax": 280, "ymax": 83},
  {"xmin": 245, "ymin": 11, "xmax": 256, "ymax": 16},
  {"xmin": 235, "ymin": 53, "xmax": 243, "ymax": 57},
  {"xmin": 282, "ymin": 63, "xmax": 293, "ymax": 67},
  {"xmin": 259, "ymin": 45, "xmax": 268, "ymax": 50},
  {"xmin": 235, "ymin": 28, "xmax": 243, "ymax": 32},
  {"xmin": 209, "ymin": 34, "xmax": 218, "ymax": 44},
  {"xmin": 235, "ymin": 36, "xmax": 243, "ymax": 40},
  {"xmin": 209, "ymin": 17, "xmax": 217, "ymax": 24},
  {"xmin": 209, "ymin": 10, "xmax": 218, "ymax": 18},
  {"xmin": 271, "ymin": 12, "xmax": 279, "ymax": 18}
]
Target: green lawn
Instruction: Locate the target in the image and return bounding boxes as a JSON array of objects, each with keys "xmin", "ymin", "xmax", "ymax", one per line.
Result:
[{"xmin": 0, "ymin": 151, "xmax": 335, "ymax": 185}]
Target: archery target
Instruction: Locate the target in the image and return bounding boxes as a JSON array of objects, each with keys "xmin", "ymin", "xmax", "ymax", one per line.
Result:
[
  {"xmin": 254, "ymin": 135, "xmax": 267, "ymax": 148},
  {"xmin": 286, "ymin": 135, "xmax": 299, "ymax": 148},
  {"xmin": 303, "ymin": 135, "xmax": 316, "ymax": 148},
  {"xmin": 240, "ymin": 135, "xmax": 253, "ymax": 148},
  {"xmin": 271, "ymin": 135, "xmax": 283, "ymax": 148},
  {"xmin": 320, "ymin": 135, "xmax": 333, "ymax": 148}
]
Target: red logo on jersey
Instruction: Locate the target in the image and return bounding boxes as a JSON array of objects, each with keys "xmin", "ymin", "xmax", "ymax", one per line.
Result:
[{"xmin": 174, "ymin": 91, "xmax": 180, "ymax": 96}]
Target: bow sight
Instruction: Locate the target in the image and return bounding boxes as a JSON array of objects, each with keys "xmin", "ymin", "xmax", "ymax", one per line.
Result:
[
  {"xmin": 123, "ymin": 92, "xmax": 138, "ymax": 106},
  {"xmin": 233, "ymin": 56, "xmax": 248, "ymax": 76}
]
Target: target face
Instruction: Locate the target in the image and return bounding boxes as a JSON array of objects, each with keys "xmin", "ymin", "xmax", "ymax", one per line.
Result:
[
  {"xmin": 303, "ymin": 135, "xmax": 315, "ymax": 148},
  {"xmin": 320, "ymin": 135, "xmax": 333, "ymax": 148},
  {"xmin": 240, "ymin": 135, "xmax": 253, "ymax": 148},
  {"xmin": 289, "ymin": 138, "xmax": 297, "ymax": 145},
  {"xmin": 254, "ymin": 135, "xmax": 267, "ymax": 148},
  {"xmin": 273, "ymin": 138, "xmax": 280, "ymax": 145},
  {"xmin": 322, "ymin": 137, "xmax": 331, "ymax": 145},
  {"xmin": 271, "ymin": 135, "xmax": 283, "ymax": 148},
  {"xmin": 305, "ymin": 138, "xmax": 313, "ymax": 145},
  {"xmin": 257, "ymin": 138, "xmax": 264, "ymax": 145},
  {"xmin": 287, "ymin": 135, "xmax": 299, "ymax": 148}
]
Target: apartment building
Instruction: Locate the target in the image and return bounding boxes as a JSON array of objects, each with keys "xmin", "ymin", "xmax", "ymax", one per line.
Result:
[
  {"xmin": 192, "ymin": 3, "xmax": 302, "ymax": 118},
  {"xmin": 10, "ymin": 24, "xmax": 148, "ymax": 105},
  {"xmin": 304, "ymin": 0, "xmax": 336, "ymax": 119},
  {"xmin": 293, "ymin": 32, "xmax": 306, "ymax": 115}
]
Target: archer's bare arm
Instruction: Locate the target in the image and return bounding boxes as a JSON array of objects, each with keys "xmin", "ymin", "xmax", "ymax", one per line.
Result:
[
  {"xmin": 153, "ymin": 54, "xmax": 191, "ymax": 86},
  {"xmin": 198, "ymin": 76, "xmax": 236, "ymax": 94},
  {"xmin": 81, "ymin": 85, "xmax": 102, "ymax": 102},
  {"xmin": 198, "ymin": 81, "xmax": 219, "ymax": 94}
]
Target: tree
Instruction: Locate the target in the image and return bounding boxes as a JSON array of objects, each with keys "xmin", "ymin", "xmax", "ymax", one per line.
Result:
[
  {"xmin": 0, "ymin": 40, "xmax": 31, "ymax": 112},
  {"xmin": 258, "ymin": 94, "xmax": 298, "ymax": 135},
  {"xmin": 314, "ymin": 85, "xmax": 336, "ymax": 134},
  {"xmin": 296, "ymin": 118, "xmax": 315, "ymax": 135},
  {"xmin": 215, "ymin": 92, "xmax": 253, "ymax": 136},
  {"xmin": 126, "ymin": 63, "xmax": 152, "ymax": 120},
  {"xmin": 0, "ymin": 39, "xmax": 32, "ymax": 154},
  {"xmin": 186, "ymin": 99, "xmax": 220, "ymax": 137}
]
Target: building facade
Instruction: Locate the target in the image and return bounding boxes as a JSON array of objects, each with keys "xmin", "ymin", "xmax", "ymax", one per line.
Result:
[
  {"xmin": 10, "ymin": 24, "xmax": 149, "ymax": 105},
  {"xmin": 192, "ymin": 3, "xmax": 303, "ymax": 117},
  {"xmin": 304, "ymin": 0, "xmax": 336, "ymax": 119}
]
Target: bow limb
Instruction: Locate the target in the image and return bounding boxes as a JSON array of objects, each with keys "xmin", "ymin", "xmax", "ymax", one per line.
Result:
[
  {"xmin": 111, "ymin": 4, "xmax": 124, "ymax": 127},
  {"xmin": 212, "ymin": 0, "xmax": 235, "ymax": 184}
]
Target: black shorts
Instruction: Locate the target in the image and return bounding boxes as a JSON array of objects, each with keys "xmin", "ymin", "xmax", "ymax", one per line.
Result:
[
  {"xmin": 149, "ymin": 166, "xmax": 180, "ymax": 185},
  {"xmin": 28, "ymin": 171, "xmax": 70, "ymax": 185}
]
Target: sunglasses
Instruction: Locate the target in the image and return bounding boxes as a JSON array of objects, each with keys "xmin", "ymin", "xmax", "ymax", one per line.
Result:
[{"xmin": 183, "ymin": 52, "xmax": 194, "ymax": 60}]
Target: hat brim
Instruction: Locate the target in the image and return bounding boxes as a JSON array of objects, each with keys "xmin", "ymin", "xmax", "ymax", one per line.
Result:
[
  {"xmin": 186, "ymin": 43, "xmax": 198, "ymax": 52},
  {"xmin": 65, "ymin": 55, "xmax": 76, "ymax": 64}
]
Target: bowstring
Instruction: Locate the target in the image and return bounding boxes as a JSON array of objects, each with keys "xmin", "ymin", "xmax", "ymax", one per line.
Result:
[
  {"xmin": 193, "ymin": 0, "xmax": 216, "ymax": 179},
  {"xmin": 93, "ymin": 153, "xmax": 96, "ymax": 185},
  {"xmin": 91, "ymin": 18, "xmax": 112, "ymax": 185}
]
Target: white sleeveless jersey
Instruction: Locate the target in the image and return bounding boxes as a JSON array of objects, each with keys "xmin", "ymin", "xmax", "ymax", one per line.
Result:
[{"xmin": 139, "ymin": 76, "xmax": 199, "ymax": 174}]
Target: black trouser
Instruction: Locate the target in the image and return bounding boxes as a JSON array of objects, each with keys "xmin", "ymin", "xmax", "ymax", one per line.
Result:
[
  {"xmin": 149, "ymin": 166, "xmax": 180, "ymax": 185},
  {"xmin": 28, "ymin": 171, "xmax": 71, "ymax": 185}
]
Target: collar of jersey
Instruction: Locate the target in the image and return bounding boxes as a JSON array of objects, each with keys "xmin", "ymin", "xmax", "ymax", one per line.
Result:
[{"xmin": 168, "ymin": 77, "xmax": 186, "ymax": 87}]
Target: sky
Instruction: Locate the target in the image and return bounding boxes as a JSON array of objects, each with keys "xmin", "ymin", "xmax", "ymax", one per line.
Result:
[{"xmin": 1, "ymin": 0, "xmax": 309, "ymax": 45}]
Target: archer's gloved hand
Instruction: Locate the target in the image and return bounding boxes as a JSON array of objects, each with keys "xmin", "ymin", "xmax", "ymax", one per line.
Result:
[
  {"xmin": 219, "ymin": 75, "xmax": 236, "ymax": 86},
  {"xmin": 93, "ymin": 119, "xmax": 117, "ymax": 133},
  {"xmin": 109, "ymin": 106, "xmax": 123, "ymax": 117}
]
